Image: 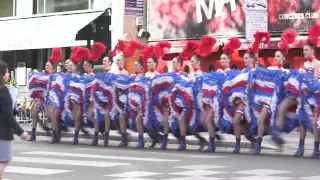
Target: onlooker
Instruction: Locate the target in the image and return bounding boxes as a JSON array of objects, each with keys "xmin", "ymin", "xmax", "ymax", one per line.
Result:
[{"xmin": 0, "ymin": 60, "xmax": 29, "ymax": 179}]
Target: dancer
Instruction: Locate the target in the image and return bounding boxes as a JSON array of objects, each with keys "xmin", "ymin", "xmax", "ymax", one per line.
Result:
[
  {"xmin": 272, "ymin": 24, "xmax": 320, "ymax": 159},
  {"xmin": 152, "ymin": 54, "xmax": 188, "ymax": 150},
  {"xmin": 63, "ymin": 47, "xmax": 88, "ymax": 145},
  {"xmin": 253, "ymin": 29, "xmax": 297, "ymax": 155},
  {"xmin": 115, "ymin": 40, "xmax": 143, "ymax": 148},
  {"xmin": 227, "ymin": 32, "xmax": 270, "ymax": 154},
  {"xmin": 171, "ymin": 37, "xmax": 216, "ymax": 151},
  {"xmin": 90, "ymin": 53, "xmax": 116, "ymax": 146},
  {"xmin": 28, "ymin": 48, "xmax": 62, "ymax": 141}
]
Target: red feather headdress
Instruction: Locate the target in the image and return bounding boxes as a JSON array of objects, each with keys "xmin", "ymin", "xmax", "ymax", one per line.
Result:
[
  {"xmin": 69, "ymin": 46, "xmax": 81, "ymax": 62},
  {"xmin": 195, "ymin": 35, "xmax": 217, "ymax": 58},
  {"xmin": 123, "ymin": 40, "xmax": 143, "ymax": 58},
  {"xmin": 279, "ymin": 28, "xmax": 298, "ymax": 55},
  {"xmin": 140, "ymin": 41, "xmax": 172, "ymax": 61},
  {"xmin": 308, "ymin": 24, "xmax": 320, "ymax": 46},
  {"xmin": 179, "ymin": 41, "xmax": 199, "ymax": 61},
  {"xmin": 73, "ymin": 47, "xmax": 91, "ymax": 63},
  {"xmin": 49, "ymin": 48, "xmax": 62, "ymax": 64},
  {"xmin": 222, "ymin": 37, "xmax": 242, "ymax": 56},
  {"xmin": 248, "ymin": 31, "xmax": 271, "ymax": 55},
  {"xmin": 89, "ymin": 42, "xmax": 107, "ymax": 63}
]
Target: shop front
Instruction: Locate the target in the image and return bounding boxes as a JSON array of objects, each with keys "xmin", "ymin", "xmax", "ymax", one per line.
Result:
[
  {"xmin": 147, "ymin": 0, "xmax": 320, "ymax": 72},
  {"xmin": 0, "ymin": 0, "xmax": 112, "ymax": 87}
]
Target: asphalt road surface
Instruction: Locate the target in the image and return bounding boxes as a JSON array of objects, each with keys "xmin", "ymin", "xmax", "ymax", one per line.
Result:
[{"xmin": 4, "ymin": 136, "xmax": 320, "ymax": 180}]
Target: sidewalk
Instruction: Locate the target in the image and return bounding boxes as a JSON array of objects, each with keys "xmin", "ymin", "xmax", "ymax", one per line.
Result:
[{"xmin": 20, "ymin": 123, "xmax": 311, "ymax": 150}]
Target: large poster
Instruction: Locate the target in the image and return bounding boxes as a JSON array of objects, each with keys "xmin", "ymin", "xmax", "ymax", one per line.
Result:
[
  {"xmin": 149, "ymin": 0, "xmax": 246, "ymax": 41},
  {"xmin": 268, "ymin": 0, "xmax": 320, "ymax": 33},
  {"xmin": 149, "ymin": 0, "xmax": 320, "ymax": 41}
]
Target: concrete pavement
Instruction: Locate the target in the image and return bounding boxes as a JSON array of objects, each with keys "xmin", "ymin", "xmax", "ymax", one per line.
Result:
[{"xmin": 4, "ymin": 138, "xmax": 320, "ymax": 180}]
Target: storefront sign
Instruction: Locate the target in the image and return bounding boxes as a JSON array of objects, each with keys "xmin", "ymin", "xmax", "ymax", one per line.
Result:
[
  {"xmin": 268, "ymin": 0, "xmax": 319, "ymax": 32},
  {"xmin": 124, "ymin": 0, "xmax": 144, "ymax": 16},
  {"xmin": 245, "ymin": 0, "xmax": 268, "ymax": 41}
]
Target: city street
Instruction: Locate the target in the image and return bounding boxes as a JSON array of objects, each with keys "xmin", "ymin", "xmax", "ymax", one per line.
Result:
[{"xmin": 3, "ymin": 136, "xmax": 320, "ymax": 180}]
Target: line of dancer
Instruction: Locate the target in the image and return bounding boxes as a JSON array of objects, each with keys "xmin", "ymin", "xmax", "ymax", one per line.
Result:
[{"xmin": 28, "ymin": 24, "xmax": 320, "ymax": 159}]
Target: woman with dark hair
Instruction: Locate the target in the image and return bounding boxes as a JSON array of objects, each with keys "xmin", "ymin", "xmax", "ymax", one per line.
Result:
[
  {"xmin": 151, "ymin": 49, "xmax": 190, "ymax": 150},
  {"xmin": 63, "ymin": 47, "xmax": 92, "ymax": 145},
  {"xmin": 272, "ymin": 24, "xmax": 320, "ymax": 159},
  {"xmin": 170, "ymin": 37, "xmax": 216, "ymax": 151},
  {"xmin": 46, "ymin": 47, "xmax": 80, "ymax": 143},
  {"xmin": 219, "ymin": 37, "xmax": 247, "ymax": 154},
  {"xmin": 112, "ymin": 40, "xmax": 143, "ymax": 148},
  {"xmin": 90, "ymin": 53, "xmax": 115, "ymax": 146},
  {"xmin": 252, "ymin": 29, "xmax": 297, "ymax": 155},
  {"xmin": 224, "ymin": 32, "xmax": 270, "ymax": 154},
  {"xmin": 28, "ymin": 48, "xmax": 62, "ymax": 141},
  {"xmin": 78, "ymin": 42, "xmax": 107, "ymax": 146},
  {"xmin": 0, "ymin": 60, "xmax": 29, "ymax": 179},
  {"xmin": 57, "ymin": 62, "xmax": 64, "ymax": 72},
  {"xmin": 126, "ymin": 41, "xmax": 166, "ymax": 149}
]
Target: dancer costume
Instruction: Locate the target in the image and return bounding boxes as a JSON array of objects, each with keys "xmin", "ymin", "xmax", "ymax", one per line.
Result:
[
  {"xmin": 29, "ymin": 45, "xmax": 62, "ymax": 109},
  {"xmin": 82, "ymin": 42, "xmax": 107, "ymax": 126},
  {"xmin": 298, "ymin": 24, "xmax": 320, "ymax": 133},
  {"xmin": 169, "ymin": 41, "xmax": 200, "ymax": 133},
  {"xmin": 62, "ymin": 47, "xmax": 88, "ymax": 126},
  {"xmin": 47, "ymin": 47, "xmax": 76, "ymax": 113},
  {"xmin": 28, "ymin": 70, "xmax": 51, "ymax": 110},
  {"xmin": 240, "ymin": 32, "xmax": 272, "ymax": 134},
  {"xmin": 91, "ymin": 71, "xmax": 117, "ymax": 130},
  {"xmin": 139, "ymin": 41, "xmax": 172, "ymax": 132},
  {"xmin": 219, "ymin": 37, "xmax": 242, "ymax": 134}
]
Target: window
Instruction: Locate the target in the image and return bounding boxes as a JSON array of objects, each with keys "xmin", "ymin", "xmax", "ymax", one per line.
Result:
[
  {"xmin": 37, "ymin": 0, "xmax": 45, "ymax": 14},
  {"xmin": 45, "ymin": 0, "xmax": 89, "ymax": 13},
  {"xmin": 0, "ymin": 0, "xmax": 14, "ymax": 17}
]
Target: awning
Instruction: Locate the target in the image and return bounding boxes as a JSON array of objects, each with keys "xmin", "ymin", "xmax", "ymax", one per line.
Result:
[
  {"xmin": 0, "ymin": 10, "xmax": 105, "ymax": 51},
  {"xmin": 149, "ymin": 36, "xmax": 320, "ymax": 54}
]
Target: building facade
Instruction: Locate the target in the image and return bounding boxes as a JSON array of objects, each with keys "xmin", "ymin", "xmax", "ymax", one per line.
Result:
[{"xmin": 0, "ymin": 0, "xmax": 113, "ymax": 83}]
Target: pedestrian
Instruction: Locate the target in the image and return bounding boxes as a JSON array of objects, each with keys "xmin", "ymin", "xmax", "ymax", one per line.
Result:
[{"xmin": 0, "ymin": 60, "xmax": 29, "ymax": 179}]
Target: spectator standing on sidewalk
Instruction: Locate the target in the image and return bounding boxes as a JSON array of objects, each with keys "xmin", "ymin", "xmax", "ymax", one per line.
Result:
[{"xmin": 0, "ymin": 60, "xmax": 29, "ymax": 179}]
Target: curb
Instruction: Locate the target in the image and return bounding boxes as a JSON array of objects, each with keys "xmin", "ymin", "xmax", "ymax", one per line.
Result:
[{"xmin": 27, "ymin": 130, "xmax": 276, "ymax": 150}]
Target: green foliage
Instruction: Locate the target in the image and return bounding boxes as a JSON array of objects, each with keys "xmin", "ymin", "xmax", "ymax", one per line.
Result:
[{"xmin": 6, "ymin": 77, "xmax": 17, "ymax": 87}]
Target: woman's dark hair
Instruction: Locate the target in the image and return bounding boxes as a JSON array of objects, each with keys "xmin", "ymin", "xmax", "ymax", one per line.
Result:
[
  {"xmin": 84, "ymin": 60, "xmax": 94, "ymax": 68},
  {"xmin": 150, "ymin": 56, "xmax": 158, "ymax": 66},
  {"xmin": 57, "ymin": 62, "xmax": 64, "ymax": 69},
  {"xmin": 208, "ymin": 64, "xmax": 215, "ymax": 72},
  {"xmin": 176, "ymin": 56, "xmax": 183, "ymax": 66},
  {"xmin": 163, "ymin": 66, "xmax": 168, "ymax": 73},
  {"xmin": 0, "ymin": 60, "xmax": 8, "ymax": 85},
  {"xmin": 184, "ymin": 65, "xmax": 190, "ymax": 73},
  {"xmin": 221, "ymin": 52, "xmax": 231, "ymax": 59},
  {"xmin": 57, "ymin": 62, "xmax": 65, "ymax": 72},
  {"xmin": 306, "ymin": 41, "xmax": 316, "ymax": 50},
  {"xmin": 231, "ymin": 64, "xmax": 238, "ymax": 69},
  {"xmin": 276, "ymin": 50, "xmax": 286, "ymax": 57},
  {"xmin": 136, "ymin": 59, "xmax": 144, "ymax": 67},
  {"xmin": 192, "ymin": 54, "xmax": 203, "ymax": 63},
  {"xmin": 108, "ymin": 56, "xmax": 114, "ymax": 64}
]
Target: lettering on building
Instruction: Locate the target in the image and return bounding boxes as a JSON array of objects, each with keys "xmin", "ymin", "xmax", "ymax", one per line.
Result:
[{"xmin": 196, "ymin": 0, "xmax": 237, "ymax": 23}]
